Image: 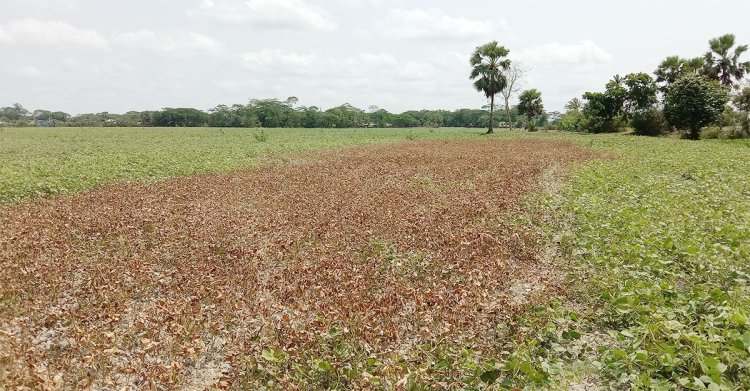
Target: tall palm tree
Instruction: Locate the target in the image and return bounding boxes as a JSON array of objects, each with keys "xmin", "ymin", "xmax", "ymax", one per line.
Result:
[
  {"xmin": 703, "ymin": 33, "xmax": 750, "ymax": 88},
  {"xmin": 470, "ymin": 41, "xmax": 510, "ymax": 134}
]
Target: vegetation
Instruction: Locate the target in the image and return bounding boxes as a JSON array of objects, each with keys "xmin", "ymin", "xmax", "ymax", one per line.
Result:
[
  {"xmin": 0, "ymin": 127, "xmax": 477, "ymax": 204},
  {"xmin": 469, "ymin": 41, "xmax": 511, "ymax": 134},
  {"xmin": 557, "ymin": 136, "xmax": 750, "ymax": 389},
  {"xmin": 0, "ymin": 100, "xmax": 511, "ymax": 130},
  {"xmin": 517, "ymin": 89, "xmax": 544, "ymax": 131},
  {"xmin": 703, "ymin": 34, "xmax": 750, "ymax": 88},
  {"xmin": 3, "ymin": 24, "xmax": 750, "ymax": 390},
  {"xmin": 664, "ymin": 75, "xmax": 730, "ymax": 139},
  {"xmin": 555, "ymin": 33, "xmax": 749, "ymax": 138},
  {"xmin": 499, "ymin": 63, "xmax": 528, "ymax": 131}
]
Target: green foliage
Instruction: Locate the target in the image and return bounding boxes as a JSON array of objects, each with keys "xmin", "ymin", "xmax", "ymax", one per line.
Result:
[
  {"xmin": 517, "ymin": 89, "xmax": 544, "ymax": 131},
  {"xmin": 623, "ymin": 73, "xmax": 658, "ymax": 116},
  {"xmin": 563, "ymin": 136, "xmax": 750, "ymax": 389},
  {"xmin": 664, "ymin": 75, "xmax": 730, "ymax": 139},
  {"xmin": 559, "ymin": 111, "xmax": 586, "ymax": 132},
  {"xmin": 700, "ymin": 126, "xmax": 725, "ymax": 140},
  {"xmin": 582, "ymin": 73, "xmax": 659, "ymax": 134},
  {"xmin": 703, "ymin": 34, "xmax": 750, "ymax": 88},
  {"xmin": 631, "ymin": 108, "xmax": 669, "ymax": 136}
]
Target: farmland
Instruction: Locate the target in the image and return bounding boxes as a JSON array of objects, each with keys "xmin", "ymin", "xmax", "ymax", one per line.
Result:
[
  {"xmin": 0, "ymin": 127, "xmax": 476, "ymax": 204},
  {"xmin": 1, "ymin": 128, "xmax": 749, "ymax": 389}
]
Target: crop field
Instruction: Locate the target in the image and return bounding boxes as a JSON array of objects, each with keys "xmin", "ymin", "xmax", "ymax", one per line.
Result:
[
  {"xmin": 1, "ymin": 128, "xmax": 749, "ymax": 390},
  {"xmin": 0, "ymin": 127, "xmax": 476, "ymax": 204}
]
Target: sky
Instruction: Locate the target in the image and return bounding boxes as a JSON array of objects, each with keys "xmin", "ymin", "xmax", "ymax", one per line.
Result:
[{"xmin": 1, "ymin": 0, "xmax": 749, "ymax": 115}]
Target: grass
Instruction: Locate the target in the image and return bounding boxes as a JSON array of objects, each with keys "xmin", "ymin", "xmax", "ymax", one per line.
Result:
[
  {"xmin": 0, "ymin": 127, "xmax": 480, "ymax": 204},
  {"xmin": 1, "ymin": 127, "xmax": 749, "ymax": 389}
]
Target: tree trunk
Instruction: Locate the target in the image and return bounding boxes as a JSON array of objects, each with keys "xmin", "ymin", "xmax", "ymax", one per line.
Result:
[
  {"xmin": 504, "ymin": 98, "xmax": 513, "ymax": 131},
  {"xmin": 486, "ymin": 95, "xmax": 495, "ymax": 134}
]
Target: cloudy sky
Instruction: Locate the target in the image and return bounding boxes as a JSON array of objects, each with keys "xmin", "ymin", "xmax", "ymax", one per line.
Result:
[{"xmin": 1, "ymin": 0, "xmax": 749, "ymax": 115}]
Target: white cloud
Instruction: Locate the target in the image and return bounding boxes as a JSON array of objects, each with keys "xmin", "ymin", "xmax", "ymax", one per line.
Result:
[
  {"xmin": 517, "ymin": 40, "xmax": 613, "ymax": 64},
  {"xmin": 378, "ymin": 8, "xmax": 492, "ymax": 40},
  {"xmin": 0, "ymin": 30, "xmax": 14, "ymax": 44},
  {"xmin": 0, "ymin": 19, "xmax": 107, "ymax": 49},
  {"xmin": 240, "ymin": 50, "xmax": 455, "ymax": 82},
  {"xmin": 7, "ymin": 0, "xmax": 77, "ymax": 8},
  {"xmin": 116, "ymin": 30, "xmax": 221, "ymax": 56},
  {"xmin": 233, "ymin": 49, "xmax": 472, "ymax": 110},
  {"xmin": 190, "ymin": 0, "xmax": 335, "ymax": 30}
]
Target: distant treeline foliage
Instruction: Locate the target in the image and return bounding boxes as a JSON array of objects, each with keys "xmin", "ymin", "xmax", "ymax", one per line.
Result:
[
  {"xmin": 0, "ymin": 97, "xmax": 548, "ymax": 129},
  {"xmin": 557, "ymin": 33, "xmax": 750, "ymax": 139}
]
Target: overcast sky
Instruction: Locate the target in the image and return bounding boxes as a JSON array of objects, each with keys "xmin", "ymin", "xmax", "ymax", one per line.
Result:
[{"xmin": 1, "ymin": 0, "xmax": 749, "ymax": 115}]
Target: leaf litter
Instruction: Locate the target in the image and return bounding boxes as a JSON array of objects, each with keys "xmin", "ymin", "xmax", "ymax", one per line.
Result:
[{"xmin": 0, "ymin": 139, "xmax": 599, "ymax": 389}]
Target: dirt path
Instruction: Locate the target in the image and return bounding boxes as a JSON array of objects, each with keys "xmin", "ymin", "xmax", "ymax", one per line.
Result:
[{"xmin": 0, "ymin": 140, "xmax": 598, "ymax": 389}]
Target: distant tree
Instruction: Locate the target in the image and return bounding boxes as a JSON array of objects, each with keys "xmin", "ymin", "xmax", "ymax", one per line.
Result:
[
  {"xmin": 517, "ymin": 89, "xmax": 544, "ymax": 131},
  {"xmin": 623, "ymin": 72, "xmax": 658, "ymax": 117},
  {"xmin": 734, "ymin": 86, "xmax": 750, "ymax": 112},
  {"xmin": 559, "ymin": 97, "xmax": 585, "ymax": 132},
  {"xmin": 564, "ymin": 98, "xmax": 583, "ymax": 112},
  {"xmin": 703, "ymin": 33, "xmax": 750, "ymax": 88},
  {"xmin": 499, "ymin": 62, "xmax": 527, "ymax": 131},
  {"xmin": 208, "ymin": 104, "xmax": 243, "ymax": 127},
  {"xmin": 733, "ymin": 86, "xmax": 750, "ymax": 134},
  {"xmin": 153, "ymin": 108, "xmax": 208, "ymax": 127},
  {"xmin": 582, "ymin": 91, "xmax": 624, "ymax": 133},
  {"xmin": 0, "ymin": 103, "xmax": 30, "ymax": 121},
  {"xmin": 469, "ymin": 41, "xmax": 510, "ymax": 134},
  {"xmin": 664, "ymin": 75, "xmax": 730, "ymax": 139}
]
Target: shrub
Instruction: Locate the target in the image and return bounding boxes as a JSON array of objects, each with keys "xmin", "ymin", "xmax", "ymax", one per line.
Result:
[
  {"xmin": 559, "ymin": 111, "xmax": 586, "ymax": 132},
  {"xmin": 631, "ymin": 108, "xmax": 668, "ymax": 136},
  {"xmin": 700, "ymin": 126, "xmax": 724, "ymax": 139}
]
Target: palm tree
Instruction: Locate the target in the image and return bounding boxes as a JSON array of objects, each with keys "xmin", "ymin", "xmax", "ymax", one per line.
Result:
[
  {"xmin": 470, "ymin": 41, "xmax": 510, "ymax": 134},
  {"xmin": 654, "ymin": 56, "xmax": 684, "ymax": 91},
  {"xmin": 518, "ymin": 89, "xmax": 544, "ymax": 131},
  {"xmin": 564, "ymin": 97, "xmax": 583, "ymax": 113},
  {"xmin": 655, "ymin": 56, "xmax": 706, "ymax": 93},
  {"xmin": 703, "ymin": 33, "xmax": 750, "ymax": 88}
]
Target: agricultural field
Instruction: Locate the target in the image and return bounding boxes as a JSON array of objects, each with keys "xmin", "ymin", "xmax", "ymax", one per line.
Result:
[
  {"xmin": 0, "ymin": 127, "xmax": 475, "ymax": 204},
  {"xmin": 1, "ymin": 128, "xmax": 749, "ymax": 390}
]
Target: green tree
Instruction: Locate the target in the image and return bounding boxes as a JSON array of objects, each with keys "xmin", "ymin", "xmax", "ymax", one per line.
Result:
[
  {"xmin": 664, "ymin": 75, "xmax": 730, "ymax": 139},
  {"xmin": 733, "ymin": 86, "xmax": 750, "ymax": 112},
  {"xmin": 703, "ymin": 33, "xmax": 750, "ymax": 88},
  {"xmin": 623, "ymin": 72, "xmax": 658, "ymax": 116},
  {"xmin": 517, "ymin": 89, "xmax": 544, "ymax": 131},
  {"xmin": 469, "ymin": 41, "xmax": 510, "ymax": 134}
]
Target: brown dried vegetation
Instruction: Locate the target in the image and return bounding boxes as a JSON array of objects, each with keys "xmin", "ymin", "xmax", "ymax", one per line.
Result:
[{"xmin": 0, "ymin": 140, "xmax": 598, "ymax": 389}]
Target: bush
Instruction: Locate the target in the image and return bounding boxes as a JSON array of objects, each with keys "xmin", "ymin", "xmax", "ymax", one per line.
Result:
[
  {"xmin": 559, "ymin": 111, "xmax": 586, "ymax": 132},
  {"xmin": 584, "ymin": 115, "xmax": 626, "ymax": 133},
  {"xmin": 700, "ymin": 126, "xmax": 724, "ymax": 139},
  {"xmin": 631, "ymin": 108, "xmax": 668, "ymax": 136}
]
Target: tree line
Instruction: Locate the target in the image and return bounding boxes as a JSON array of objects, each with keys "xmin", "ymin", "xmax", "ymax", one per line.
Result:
[
  {"xmin": 556, "ymin": 33, "xmax": 750, "ymax": 139},
  {"xmin": 0, "ymin": 98, "xmax": 552, "ymax": 130}
]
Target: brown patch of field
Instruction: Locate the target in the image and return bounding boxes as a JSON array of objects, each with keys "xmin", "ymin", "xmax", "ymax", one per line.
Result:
[{"xmin": 0, "ymin": 140, "xmax": 598, "ymax": 389}]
